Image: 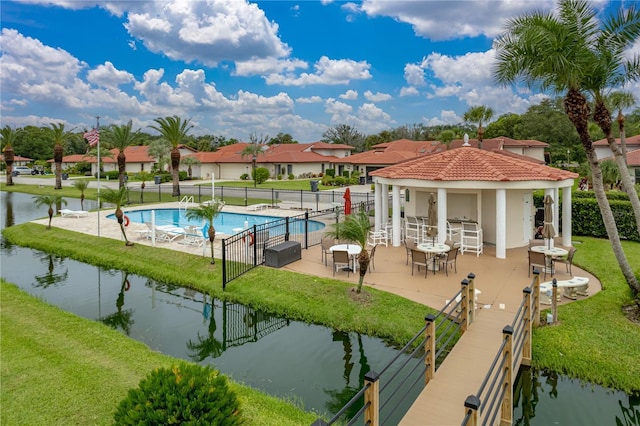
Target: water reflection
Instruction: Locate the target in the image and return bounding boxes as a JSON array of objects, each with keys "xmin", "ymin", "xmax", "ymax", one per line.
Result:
[
  {"xmin": 101, "ymin": 272, "xmax": 135, "ymax": 335},
  {"xmin": 34, "ymin": 253, "xmax": 69, "ymax": 288},
  {"xmin": 514, "ymin": 366, "xmax": 639, "ymax": 425}
]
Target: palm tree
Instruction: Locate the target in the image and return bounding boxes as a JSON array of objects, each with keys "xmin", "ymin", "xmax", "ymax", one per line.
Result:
[
  {"xmin": 493, "ymin": 0, "xmax": 639, "ymax": 299},
  {"xmin": 0, "ymin": 125, "xmax": 19, "ymax": 186},
  {"xmin": 607, "ymin": 92, "xmax": 637, "ymax": 166},
  {"xmin": 101, "ymin": 187, "xmax": 133, "ymax": 246},
  {"xmin": 149, "ymin": 116, "xmax": 193, "ymax": 197},
  {"xmin": 102, "ymin": 120, "xmax": 143, "ymax": 188},
  {"xmin": 147, "ymin": 138, "xmax": 171, "ymax": 173},
  {"xmin": 181, "ymin": 155, "xmax": 201, "ymax": 179},
  {"xmin": 463, "ymin": 106, "xmax": 494, "ymax": 149},
  {"xmin": 437, "ymin": 130, "xmax": 456, "ymax": 150},
  {"xmin": 72, "ymin": 179, "xmax": 90, "ymax": 211},
  {"xmin": 33, "ymin": 193, "xmax": 67, "ymax": 229},
  {"xmin": 46, "ymin": 123, "xmax": 76, "ymax": 190},
  {"xmin": 184, "ymin": 200, "xmax": 225, "ymax": 264},
  {"xmin": 324, "ymin": 208, "xmax": 371, "ymax": 294},
  {"xmin": 240, "ymin": 133, "xmax": 268, "ymax": 187}
]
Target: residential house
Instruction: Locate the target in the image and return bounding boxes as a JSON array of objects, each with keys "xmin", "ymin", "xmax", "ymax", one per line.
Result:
[{"xmin": 593, "ymin": 134, "xmax": 640, "ymax": 160}]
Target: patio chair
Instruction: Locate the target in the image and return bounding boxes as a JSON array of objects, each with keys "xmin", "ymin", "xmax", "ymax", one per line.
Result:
[
  {"xmin": 460, "ymin": 222, "xmax": 483, "ymax": 257},
  {"xmin": 332, "ymin": 250, "xmax": 351, "ymax": 277},
  {"xmin": 368, "ymin": 229, "xmax": 388, "ymax": 247},
  {"xmin": 439, "ymin": 246, "xmax": 459, "ymax": 276},
  {"xmin": 405, "ymin": 239, "xmax": 417, "ymax": 265},
  {"xmin": 405, "ymin": 217, "xmax": 420, "ymax": 242},
  {"xmin": 528, "ymin": 249, "xmax": 549, "ymax": 280},
  {"xmin": 553, "ymin": 246, "xmax": 576, "ymax": 275},
  {"xmin": 410, "ymin": 249, "xmax": 429, "ymax": 278},
  {"xmin": 180, "ymin": 225, "xmax": 205, "ymax": 247},
  {"xmin": 321, "ymin": 235, "xmax": 335, "ymax": 266},
  {"xmin": 447, "ymin": 221, "xmax": 462, "ymax": 246}
]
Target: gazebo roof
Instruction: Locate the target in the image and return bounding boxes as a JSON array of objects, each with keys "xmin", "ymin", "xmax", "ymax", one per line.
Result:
[{"xmin": 370, "ymin": 147, "xmax": 577, "ymax": 182}]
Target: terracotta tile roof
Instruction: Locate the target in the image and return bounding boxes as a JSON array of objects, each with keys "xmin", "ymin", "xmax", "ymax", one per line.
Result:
[
  {"xmin": 488, "ymin": 149, "xmax": 545, "ymax": 164},
  {"xmin": 56, "ymin": 146, "xmax": 155, "ymax": 164},
  {"xmin": 602, "ymin": 147, "xmax": 640, "ymax": 167},
  {"xmin": 593, "ymin": 134, "xmax": 640, "ymax": 146},
  {"xmin": 336, "ymin": 139, "xmax": 441, "ymax": 165},
  {"xmin": 185, "ymin": 142, "xmax": 346, "ymax": 164},
  {"xmin": 307, "ymin": 141, "xmax": 354, "ymax": 150},
  {"xmin": 0, "ymin": 155, "xmax": 32, "ymax": 162},
  {"xmin": 370, "ymin": 147, "xmax": 577, "ymax": 182},
  {"xmin": 448, "ymin": 136, "xmax": 548, "ymax": 150}
]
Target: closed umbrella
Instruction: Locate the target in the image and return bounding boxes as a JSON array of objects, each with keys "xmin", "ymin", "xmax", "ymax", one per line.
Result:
[
  {"xmin": 427, "ymin": 193, "xmax": 438, "ymax": 244},
  {"xmin": 542, "ymin": 194, "xmax": 555, "ymax": 248},
  {"xmin": 343, "ymin": 188, "xmax": 352, "ymax": 215}
]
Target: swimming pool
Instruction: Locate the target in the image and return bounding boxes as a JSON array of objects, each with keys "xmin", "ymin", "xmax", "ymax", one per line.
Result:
[{"xmin": 107, "ymin": 208, "xmax": 325, "ymax": 235}]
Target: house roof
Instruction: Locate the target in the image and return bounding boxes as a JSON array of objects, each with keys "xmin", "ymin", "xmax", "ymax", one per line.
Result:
[
  {"xmin": 0, "ymin": 155, "xmax": 33, "ymax": 162},
  {"xmin": 55, "ymin": 146, "xmax": 155, "ymax": 164},
  {"xmin": 370, "ymin": 147, "xmax": 577, "ymax": 182},
  {"xmin": 333, "ymin": 139, "xmax": 441, "ymax": 165},
  {"xmin": 602, "ymin": 147, "xmax": 640, "ymax": 167},
  {"xmin": 185, "ymin": 142, "xmax": 350, "ymax": 164},
  {"xmin": 593, "ymin": 134, "xmax": 640, "ymax": 147},
  {"xmin": 448, "ymin": 136, "xmax": 548, "ymax": 150}
]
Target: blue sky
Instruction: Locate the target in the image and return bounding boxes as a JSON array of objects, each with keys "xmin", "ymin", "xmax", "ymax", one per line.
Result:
[{"xmin": 1, "ymin": 0, "xmax": 637, "ymax": 143}]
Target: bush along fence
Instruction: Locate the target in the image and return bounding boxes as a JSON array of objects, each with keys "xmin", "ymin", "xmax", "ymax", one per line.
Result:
[
  {"xmin": 221, "ymin": 199, "xmax": 377, "ymax": 289},
  {"xmin": 533, "ymin": 189, "xmax": 640, "ymax": 242}
]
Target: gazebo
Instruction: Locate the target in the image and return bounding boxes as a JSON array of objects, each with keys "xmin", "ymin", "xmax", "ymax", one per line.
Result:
[{"xmin": 369, "ymin": 147, "xmax": 578, "ymax": 259}]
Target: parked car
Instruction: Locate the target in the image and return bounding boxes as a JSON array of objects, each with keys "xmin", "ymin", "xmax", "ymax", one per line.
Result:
[{"xmin": 12, "ymin": 166, "xmax": 32, "ymax": 175}]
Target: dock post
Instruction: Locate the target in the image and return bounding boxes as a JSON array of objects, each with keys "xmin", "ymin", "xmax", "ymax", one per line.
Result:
[
  {"xmin": 364, "ymin": 371, "xmax": 380, "ymax": 426},
  {"xmin": 424, "ymin": 314, "xmax": 436, "ymax": 385},
  {"xmin": 501, "ymin": 325, "xmax": 514, "ymax": 425}
]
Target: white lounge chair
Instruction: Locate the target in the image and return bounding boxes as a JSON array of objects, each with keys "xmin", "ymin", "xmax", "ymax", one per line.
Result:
[{"xmin": 60, "ymin": 209, "xmax": 89, "ymax": 218}]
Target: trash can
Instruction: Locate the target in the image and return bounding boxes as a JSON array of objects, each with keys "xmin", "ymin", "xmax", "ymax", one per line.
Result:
[
  {"xmin": 154, "ymin": 175, "xmax": 161, "ymax": 185},
  {"xmin": 310, "ymin": 180, "xmax": 319, "ymax": 192},
  {"xmin": 62, "ymin": 173, "xmax": 68, "ymax": 180}
]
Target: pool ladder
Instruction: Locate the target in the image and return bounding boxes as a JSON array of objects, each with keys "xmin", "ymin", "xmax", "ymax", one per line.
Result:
[{"xmin": 179, "ymin": 195, "xmax": 194, "ymax": 211}]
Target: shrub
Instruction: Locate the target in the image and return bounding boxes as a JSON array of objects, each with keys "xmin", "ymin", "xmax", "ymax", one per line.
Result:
[
  {"xmin": 342, "ymin": 170, "xmax": 350, "ymax": 178},
  {"xmin": 325, "ymin": 169, "xmax": 335, "ymax": 177},
  {"xmin": 240, "ymin": 173, "xmax": 249, "ymax": 181},
  {"xmin": 277, "ymin": 174, "xmax": 283, "ymax": 180},
  {"xmin": 288, "ymin": 173, "xmax": 294, "ymax": 180},
  {"xmin": 322, "ymin": 175, "xmax": 334, "ymax": 186},
  {"xmin": 113, "ymin": 363, "xmax": 242, "ymax": 425},
  {"xmin": 105, "ymin": 171, "xmax": 120, "ymax": 180},
  {"xmin": 254, "ymin": 167, "xmax": 270, "ymax": 184},
  {"xmin": 334, "ymin": 176, "xmax": 347, "ymax": 186}
]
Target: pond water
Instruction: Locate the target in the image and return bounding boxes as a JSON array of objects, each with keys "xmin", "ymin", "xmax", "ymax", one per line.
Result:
[
  {"xmin": 1, "ymin": 191, "xmax": 638, "ymax": 425},
  {"xmin": 0, "ymin": 192, "xmax": 416, "ymax": 421}
]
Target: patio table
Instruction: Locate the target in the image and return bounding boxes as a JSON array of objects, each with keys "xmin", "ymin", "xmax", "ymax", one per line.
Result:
[
  {"xmin": 417, "ymin": 243, "xmax": 450, "ymax": 274},
  {"xmin": 329, "ymin": 244, "xmax": 362, "ymax": 272},
  {"xmin": 531, "ymin": 245, "xmax": 568, "ymax": 274}
]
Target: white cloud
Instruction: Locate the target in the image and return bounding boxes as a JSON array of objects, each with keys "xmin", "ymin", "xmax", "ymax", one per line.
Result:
[
  {"xmin": 400, "ymin": 86, "xmax": 419, "ymax": 97},
  {"xmin": 264, "ymin": 56, "xmax": 372, "ymax": 86},
  {"xmin": 123, "ymin": 0, "xmax": 291, "ymax": 67},
  {"xmin": 339, "ymin": 90, "xmax": 358, "ymax": 100},
  {"xmin": 234, "ymin": 57, "xmax": 308, "ymax": 76},
  {"xmin": 359, "ymin": 0, "xmax": 554, "ymax": 41},
  {"xmin": 296, "ymin": 96, "xmax": 323, "ymax": 104},
  {"xmin": 87, "ymin": 61, "xmax": 135, "ymax": 90},
  {"xmin": 364, "ymin": 90, "xmax": 391, "ymax": 102},
  {"xmin": 404, "ymin": 63, "xmax": 425, "ymax": 87}
]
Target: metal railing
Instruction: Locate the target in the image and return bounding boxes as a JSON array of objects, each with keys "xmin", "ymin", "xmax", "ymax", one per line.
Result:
[
  {"xmin": 461, "ymin": 272, "xmax": 541, "ymax": 426},
  {"xmin": 136, "ymin": 184, "xmax": 375, "ymax": 211},
  {"xmin": 221, "ymin": 200, "xmax": 376, "ymax": 288},
  {"xmin": 312, "ymin": 274, "xmax": 479, "ymax": 426}
]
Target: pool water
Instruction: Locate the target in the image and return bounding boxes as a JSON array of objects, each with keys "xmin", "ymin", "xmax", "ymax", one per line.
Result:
[{"xmin": 108, "ymin": 208, "xmax": 325, "ymax": 235}]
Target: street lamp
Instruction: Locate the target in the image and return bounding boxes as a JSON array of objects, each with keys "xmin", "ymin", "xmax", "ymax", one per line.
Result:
[{"xmin": 567, "ymin": 149, "xmax": 570, "ymax": 166}]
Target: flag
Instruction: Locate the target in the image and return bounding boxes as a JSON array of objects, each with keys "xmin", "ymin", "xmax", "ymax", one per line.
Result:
[{"xmin": 83, "ymin": 128, "xmax": 99, "ymax": 147}]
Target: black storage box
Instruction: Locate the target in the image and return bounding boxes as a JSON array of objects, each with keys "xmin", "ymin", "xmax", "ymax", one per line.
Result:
[{"xmin": 265, "ymin": 241, "xmax": 302, "ymax": 268}]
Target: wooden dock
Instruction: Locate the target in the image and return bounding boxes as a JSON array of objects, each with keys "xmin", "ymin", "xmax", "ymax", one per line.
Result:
[{"xmin": 400, "ymin": 308, "xmax": 516, "ymax": 425}]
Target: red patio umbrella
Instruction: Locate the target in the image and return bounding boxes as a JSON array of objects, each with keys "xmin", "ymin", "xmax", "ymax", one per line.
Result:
[{"xmin": 343, "ymin": 188, "xmax": 352, "ymax": 215}]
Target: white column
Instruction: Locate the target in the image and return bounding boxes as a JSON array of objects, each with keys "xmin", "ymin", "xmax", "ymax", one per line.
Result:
[
  {"xmin": 392, "ymin": 185, "xmax": 402, "ymax": 246},
  {"xmin": 437, "ymin": 188, "xmax": 447, "ymax": 244},
  {"xmin": 496, "ymin": 189, "xmax": 506, "ymax": 259},
  {"xmin": 381, "ymin": 183, "xmax": 389, "ymax": 226},
  {"xmin": 374, "ymin": 182, "xmax": 382, "ymax": 232},
  {"xmin": 562, "ymin": 184, "xmax": 572, "ymax": 246}
]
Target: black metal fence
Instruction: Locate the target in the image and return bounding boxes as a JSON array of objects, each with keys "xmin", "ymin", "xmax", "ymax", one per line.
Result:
[
  {"xmin": 130, "ymin": 183, "xmax": 375, "ymax": 211},
  {"xmin": 221, "ymin": 199, "xmax": 376, "ymax": 289}
]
